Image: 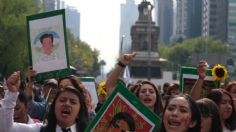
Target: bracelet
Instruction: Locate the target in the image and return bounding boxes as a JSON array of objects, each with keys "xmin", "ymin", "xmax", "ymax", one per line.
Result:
[{"xmin": 117, "ymin": 61, "xmax": 126, "ymax": 68}]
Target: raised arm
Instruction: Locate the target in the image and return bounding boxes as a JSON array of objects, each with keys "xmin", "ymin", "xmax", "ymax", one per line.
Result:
[
  {"xmin": 190, "ymin": 61, "xmax": 209, "ymax": 101},
  {"xmin": 1, "ymin": 71, "xmax": 42, "ymax": 132},
  {"xmin": 0, "ymin": 71, "xmax": 20, "ymax": 131},
  {"xmin": 106, "ymin": 52, "xmax": 136, "ymax": 94},
  {"xmin": 24, "ymin": 67, "xmax": 37, "ymax": 97}
]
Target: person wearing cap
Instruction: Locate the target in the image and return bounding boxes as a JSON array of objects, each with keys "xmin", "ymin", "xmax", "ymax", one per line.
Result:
[
  {"xmin": 24, "ymin": 68, "xmax": 59, "ymax": 121},
  {"xmin": 166, "ymin": 82, "xmax": 180, "ymax": 96},
  {"xmin": 42, "ymin": 78, "xmax": 58, "ymax": 103},
  {"xmin": 27, "ymin": 78, "xmax": 59, "ymax": 121}
]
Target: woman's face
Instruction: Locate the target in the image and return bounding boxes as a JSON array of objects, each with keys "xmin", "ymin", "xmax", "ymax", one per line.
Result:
[
  {"xmin": 138, "ymin": 84, "xmax": 157, "ymax": 110},
  {"xmin": 218, "ymin": 93, "xmax": 233, "ymax": 120},
  {"xmin": 55, "ymin": 91, "xmax": 81, "ymax": 127},
  {"xmin": 163, "ymin": 97, "xmax": 195, "ymax": 132},
  {"xmin": 59, "ymin": 79, "xmax": 73, "ymax": 89}
]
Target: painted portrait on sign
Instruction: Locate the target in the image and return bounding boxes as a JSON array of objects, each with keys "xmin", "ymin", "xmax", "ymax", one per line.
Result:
[{"xmin": 85, "ymin": 83, "xmax": 161, "ymax": 132}]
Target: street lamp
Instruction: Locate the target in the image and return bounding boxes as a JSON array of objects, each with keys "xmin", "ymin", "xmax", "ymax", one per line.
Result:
[
  {"xmin": 100, "ymin": 60, "xmax": 106, "ymax": 79},
  {"xmin": 120, "ymin": 35, "xmax": 125, "ymax": 56},
  {"xmin": 147, "ymin": 4, "xmax": 153, "ymax": 81}
]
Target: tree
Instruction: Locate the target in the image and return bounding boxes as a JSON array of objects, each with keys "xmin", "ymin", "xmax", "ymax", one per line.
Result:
[
  {"xmin": 159, "ymin": 37, "xmax": 229, "ymax": 70},
  {"xmin": 66, "ymin": 30, "xmax": 101, "ymax": 76},
  {"xmin": 0, "ymin": 0, "xmax": 41, "ymax": 78}
]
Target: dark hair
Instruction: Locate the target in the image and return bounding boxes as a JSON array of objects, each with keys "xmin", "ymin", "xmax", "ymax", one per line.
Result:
[
  {"xmin": 58, "ymin": 76, "xmax": 82, "ymax": 91},
  {"xmin": 166, "ymin": 83, "xmax": 179, "ymax": 95},
  {"xmin": 196, "ymin": 98, "xmax": 222, "ymax": 132},
  {"xmin": 40, "ymin": 33, "xmax": 54, "ymax": 43},
  {"xmin": 42, "ymin": 86, "xmax": 89, "ymax": 132},
  {"xmin": 110, "ymin": 112, "xmax": 135, "ymax": 131},
  {"xmin": 134, "ymin": 80, "xmax": 163, "ymax": 116},
  {"xmin": 18, "ymin": 91, "xmax": 28, "ymax": 106},
  {"xmin": 162, "ymin": 82, "xmax": 170, "ymax": 94},
  {"xmin": 225, "ymin": 81, "xmax": 236, "ymax": 93},
  {"xmin": 207, "ymin": 89, "xmax": 236, "ymax": 130},
  {"xmin": 160, "ymin": 94, "xmax": 201, "ymax": 132},
  {"xmin": 19, "ymin": 80, "xmax": 26, "ymax": 92}
]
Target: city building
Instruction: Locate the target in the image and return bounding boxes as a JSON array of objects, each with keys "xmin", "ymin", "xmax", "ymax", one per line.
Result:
[
  {"xmin": 175, "ymin": 0, "xmax": 202, "ymax": 40},
  {"xmin": 202, "ymin": 0, "xmax": 228, "ymax": 42},
  {"xmin": 65, "ymin": 7, "xmax": 81, "ymax": 39},
  {"xmin": 120, "ymin": 0, "xmax": 138, "ymax": 54},
  {"xmin": 154, "ymin": 0, "xmax": 174, "ymax": 44},
  {"xmin": 227, "ymin": 0, "xmax": 236, "ymax": 60},
  {"xmin": 43, "ymin": 0, "xmax": 64, "ymax": 11}
]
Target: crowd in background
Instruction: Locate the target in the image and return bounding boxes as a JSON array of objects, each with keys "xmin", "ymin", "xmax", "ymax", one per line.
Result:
[{"xmin": 0, "ymin": 52, "xmax": 236, "ymax": 132}]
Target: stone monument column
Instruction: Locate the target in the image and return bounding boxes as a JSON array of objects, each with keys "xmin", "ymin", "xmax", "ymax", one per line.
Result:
[{"xmin": 130, "ymin": 0, "xmax": 166, "ymax": 80}]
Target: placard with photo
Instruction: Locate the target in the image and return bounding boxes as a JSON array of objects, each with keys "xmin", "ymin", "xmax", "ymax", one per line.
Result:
[
  {"xmin": 85, "ymin": 83, "xmax": 161, "ymax": 132},
  {"xmin": 180, "ymin": 66, "xmax": 216, "ymax": 97},
  {"xmin": 27, "ymin": 9, "xmax": 70, "ymax": 81}
]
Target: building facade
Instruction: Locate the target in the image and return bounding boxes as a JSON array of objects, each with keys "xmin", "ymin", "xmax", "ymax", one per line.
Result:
[
  {"xmin": 155, "ymin": 0, "xmax": 173, "ymax": 44},
  {"xmin": 65, "ymin": 7, "xmax": 80, "ymax": 39},
  {"xmin": 202, "ymin": 0, "xmax": 228, "ymax": 42},
  {"xmin": 228, "ymin": 0, "xmax": 236, "ymax": 60},
  {"xmin": 175, "ymin": 0, "xmax": 202, "ymax": 39}
]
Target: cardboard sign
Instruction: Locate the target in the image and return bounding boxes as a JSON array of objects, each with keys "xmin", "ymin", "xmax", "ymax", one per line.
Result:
[
  {"xmin": 27, "ymin": 9, "xmax": 70, "ymax": 81},
  {"xmin": 180, "ymin": 66, "xmax": 216, "ymax": 97},
  {"xmin": 85, "ymin": 83, "xmax": 161, "ymax": 132},
  {"xmin": 79, "ymin": 77, "xmax": 98, "ymax": 111}
]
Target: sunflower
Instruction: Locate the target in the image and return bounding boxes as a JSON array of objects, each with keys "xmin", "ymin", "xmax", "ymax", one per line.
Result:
[{"xmin": 212, "ymin": 64, "xmax": 228, "ymax": 81}]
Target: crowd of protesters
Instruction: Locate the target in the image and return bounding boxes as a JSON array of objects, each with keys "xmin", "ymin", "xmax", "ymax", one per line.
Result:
[{"xmin": 0, "ymin": 52, "xmax": 236, "ymax": 132}]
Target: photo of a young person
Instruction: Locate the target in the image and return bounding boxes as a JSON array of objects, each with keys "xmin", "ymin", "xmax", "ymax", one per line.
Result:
[
  {"xmin": 32, "ymin": 31, "xmax": 67, "ymax": 73},
  {"xmin": 108, "ymin": 112, "xmax": 135, "ymax": 132}
]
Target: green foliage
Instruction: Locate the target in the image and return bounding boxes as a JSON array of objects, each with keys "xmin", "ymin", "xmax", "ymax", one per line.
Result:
[
  {"xmin": 0, "ymin": 1, "xmax": 101, "ymax": 79},
  {"xmin": 66, "ymin": 30, "xmax": 101, "ymax": 76},
  {"xmin": 0, "ymin": 0, "xmax": 41, "ymax": 78},
  {"xmin": 159, "ymin": 37, "xmax": 229, "ymax": 70}
]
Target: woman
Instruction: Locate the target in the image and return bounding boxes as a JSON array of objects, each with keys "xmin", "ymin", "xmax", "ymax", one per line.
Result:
[
  {"xmin": 225, "ymin": 81, "xmax": 236, "ymax": 112},
  {"xmin": 58, "ymin": 76, "xmax": 96, "ymax": 122},
  {"xmin": 159, "ymin": 94, "xmax": 201, "ymax": 132},
  {"xmin": 1, "ymin": 71, "xmax": 89, "ymax": 132},
  {"xmin": 196, "ymin": 98, "xmax": 222, "ymax": 132},
  {"xmin": 58, "ymin": 75, "xmax": 84, "ymax": 92},
  {"xmin": 134, "ymin": 80, "xmax": 163, "ymax": 115},
  {"xmin": 105, "ymin": 52, "xmax": 163, "ymax": 115},
  {"xmin": 207, "ymin": 89, "xmax": 236, "ymax": 132}
]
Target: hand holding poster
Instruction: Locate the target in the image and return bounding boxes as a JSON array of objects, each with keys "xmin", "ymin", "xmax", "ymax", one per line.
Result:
[
  {"xmin": 27, "ymin": 9, "xmax": 70, "ymax": 81},
  {"xmin": 180, "ymin": 66, "xmax": 215, "ymax": 97},
  {"xmin": 85, "ymin": 83, "xmax": 161, "ymax": 132}
]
